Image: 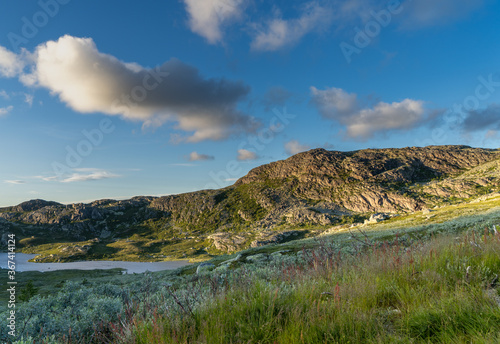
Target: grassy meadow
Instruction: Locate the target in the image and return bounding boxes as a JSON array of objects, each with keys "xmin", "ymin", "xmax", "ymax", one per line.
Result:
[
  {"xmin": 2, "ymin": 199, "xmax": 499, "ymax": 343},
  {"xmin": 127, "ymin": 227, "xmax": 500, "ymax": 343}
]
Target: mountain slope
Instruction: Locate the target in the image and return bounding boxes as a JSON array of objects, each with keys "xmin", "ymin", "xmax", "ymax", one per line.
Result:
[{"xmin": 0, "ymin": 145, "xmax": 498, "ymax": 260}]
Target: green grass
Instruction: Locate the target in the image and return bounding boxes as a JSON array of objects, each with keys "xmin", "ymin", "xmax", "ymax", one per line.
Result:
[
  {"xmin": 3, "ymin": 204, "xmax": 500, "ymax": 343},
  {"xmin": 128, "ymin": 229, "xmax": 500, "ymax": 344}
]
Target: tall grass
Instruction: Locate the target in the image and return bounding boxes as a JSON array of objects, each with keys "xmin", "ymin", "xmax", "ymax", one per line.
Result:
[
  {"xmin": 5, "ymin": 208, "xmax": 500, "ymax": 343},
  {"xmin": 124, "ymin": 228, "xmax": 500, "ymax": 343}
]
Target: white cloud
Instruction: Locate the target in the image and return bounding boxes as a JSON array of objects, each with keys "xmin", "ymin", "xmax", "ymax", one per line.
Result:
[
  {"xmin": 9, "ymin": 35, "xmax": 256, "ymax": 142},
  {"xmin": 0, "ymin": 106, "xmax": 13, "ymax": 116},
  {"xmin": 237, "ymin": 149, "xmax": 258, "ymax": 161},
  {"xmin": 350, "ymin": 100, "xmax": 425, "ymax": 138},
  {"xmin": 0, "ymin": 90, "xmax": 9, "ymax": 99},
  {"xmin": 251, "ymin": 2, "xmax": 333, "ymax": 51},
  {"xmin": 285, "ymin": 140, "xmax": 310, "ymax": 155},
  {"xmin": 183, "ymin": 0, "xmax": 245, "ymax": 44},
  {"xmin": 311, "ymin": 87, "xmax": 428, "ymax": 139},
  {"xmin": 188, "ymin": 151, "xmax": 215, "ymax": 161},
  {"xmin": 37, "ymin": 168, "xmax": 120, "ymax": 183},
  {"xmin": 0, "ymin": 46, "xmax": 24, "ymax": 78},
  {"xmin": 60, "ymin": 170, "xmax": 120, "ymax": 183},
  {"xmin": 39, "ymin": 175, "xmax": 58, "ymax": 182},
  {"xmin": 310, "ymin": 87, "xmax": 359, "ymax": 117},
  {"xmin": 24, "ymin": 93, "xmax": 34, "ymax": 107},
  {"xmin": 4, "ymin": 180, "xmax": 25, "ymax": 185}
]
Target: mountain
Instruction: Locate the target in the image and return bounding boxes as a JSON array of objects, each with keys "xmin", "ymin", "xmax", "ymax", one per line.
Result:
[{"xmin": 0, "ymin": 145, "xmax": 499, "ymax": 261}]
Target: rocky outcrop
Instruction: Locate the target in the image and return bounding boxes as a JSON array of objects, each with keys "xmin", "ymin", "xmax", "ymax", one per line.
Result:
[
  {"xmin": 208, "ymin": 233, "xmax": 248, "ymax": 252},
  {"xmin": 233, "ymin": 146, "xmax": 498, "ymax": 217},
  {"xmin": 237, "ymin": 146, "xmax": 497, "ymax": 186},
  {"xmin": 12, "ymin": 199, "xmax": 62, "ymax": 213},
  {"xmin": 283, "ymin": 208, "xmax": 336, "ymax": 226},
  {"xmin": 364, "ymin": 213, "xmax": 391, "ymax": 225},
  {"xmin": 251, "ymin": 230, "xmax": 304, "ymax": 248}
]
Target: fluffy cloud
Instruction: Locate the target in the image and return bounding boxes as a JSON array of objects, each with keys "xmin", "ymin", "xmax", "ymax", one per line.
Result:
[
  {"xmin": 8, "ymin": 35, "xmax": 255, "ymax": 142},
  {"xmin": 311, "ymin": 87, "xmax": 359, "ymax": 117},
  {"xmin": 181, "ymin": 0, "xmax": 482, "ymax": 49},
  {"xmin": 311, "ymin": 87, "xmax": 429, "ymax": 139},
  {"xmin": 251, "ymin": 2, "xmax": 333, "ymax": 51},
  {"xmin": 0, "ymin": 106, "xmax": 13, "ymax": 116},
  {"xmin": 237, "ymin": 149, "xmax": 258, "ymax": 161},
  {"xmin": 0, "ymin": 90, "xmax": 9, "ymax": 99},
  {"xmin": 0, "ymin": 46, "xmax": 24, "ymax": 78},
  {"xmin": 183, "ymin": 0, "xmax": 245, "ymax": 44},
  {"xmin": 461, "ymin": 104, "xmax": 500, "ymax": 132},
  {"xmin": 188, "ymin": 151, "xmax": 215, "ymax": 161},
  {"xmin": 285, "ymin": 140, "xmax": 310, "ymax": 155}
]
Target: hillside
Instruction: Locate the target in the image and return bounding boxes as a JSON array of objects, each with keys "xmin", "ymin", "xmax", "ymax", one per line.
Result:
[{"xmin": 0, "ymin": 145, "xmax": 499, "ymax": 262}]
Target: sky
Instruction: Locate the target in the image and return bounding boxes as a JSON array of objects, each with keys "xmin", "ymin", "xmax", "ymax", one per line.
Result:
[{"xmin": 0, "ymin": 0, "xmax": 499, "ymax": 207}]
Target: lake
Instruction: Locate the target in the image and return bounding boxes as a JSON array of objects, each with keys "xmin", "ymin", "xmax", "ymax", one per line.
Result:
[{"xmin": 0, "ymin": 253, "xmax": 191, "ymax": 274}]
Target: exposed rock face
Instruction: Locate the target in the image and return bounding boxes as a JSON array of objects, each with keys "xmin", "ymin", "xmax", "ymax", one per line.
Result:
[
  {"xmin": 208, "ymin": 233, "xmax": 248, "ymax": 252},
  {"xmin": 238, "ymin": 145, "xmax": 496, "ymax": 185},
  {"xmin": 0, "ymin": 145, "xmax": 498, "ymax": 254},
  {"xmin": 12, "ymin": 199, "xmax": 62, "ymax": 213},
  {"xmin": 231, "ymin": 146, "xmax": 498, "ymax": 221},
  {"xmin": 236, "ymin": 145, "xmax": 498, "ymax": 215}
]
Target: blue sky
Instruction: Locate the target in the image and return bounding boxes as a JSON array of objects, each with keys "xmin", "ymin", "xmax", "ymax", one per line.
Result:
[{"xmin": 0, "ymin": 0, "xmax": 499, "ymax": 207}]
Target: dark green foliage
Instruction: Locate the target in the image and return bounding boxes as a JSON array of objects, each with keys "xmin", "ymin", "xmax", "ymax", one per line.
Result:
[
  {"xmin": 339, "ymin": 214, "xmax": 369, "ymax": 225},
  {"xmin": 18, "ymin": 280, "xmax": 39, "ymax": 302},
  {"xmin": 213, "ymin": 190, "xmax": 228, "ymax": 204}
]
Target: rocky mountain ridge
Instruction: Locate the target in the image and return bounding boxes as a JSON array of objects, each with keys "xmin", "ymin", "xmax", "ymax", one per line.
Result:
[{"xmin": 1, "ymin": 145, "xmax": 499, "ymax": 259}]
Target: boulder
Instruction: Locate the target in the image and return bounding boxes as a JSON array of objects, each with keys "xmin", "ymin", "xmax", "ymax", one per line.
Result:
[{"xmin": 364, "ymin": 213, "xmax": 390, "ymax": 224}]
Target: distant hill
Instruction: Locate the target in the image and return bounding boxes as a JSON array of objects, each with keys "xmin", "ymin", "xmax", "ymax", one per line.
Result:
[{"xmin": 0, "ymin": 145, "xmax": 498, "ymax": 261}]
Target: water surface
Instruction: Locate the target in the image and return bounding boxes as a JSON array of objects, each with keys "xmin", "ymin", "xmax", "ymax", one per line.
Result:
[{"xmin": 0, "ymin": 253, "xmax": 191, "ymax": 274}]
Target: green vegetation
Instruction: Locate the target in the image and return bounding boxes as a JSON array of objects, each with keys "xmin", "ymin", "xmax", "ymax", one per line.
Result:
[
  {"xmin": 0, "ymin": 268, "xmax": 123, "ymax": 304},
  {"xmin": 2, "ymin": 205, "xmax": 500, "ymax": 343},
  {"xmin": 18, "ymin": 280, "xmax": 39, "ymax": 302},
  {"xmin": 129, "ymin": 228, "xmax": 500, "ymax": 343}
]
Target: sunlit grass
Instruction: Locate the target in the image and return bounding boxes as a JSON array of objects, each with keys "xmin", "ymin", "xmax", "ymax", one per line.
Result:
[
  {"xmin": 4, "ymin": 208, "xmax": 500, "ymax": 343},
  {"xmin": 128, "ymin": 228, "xmax": 500, "ymax": 344}
]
